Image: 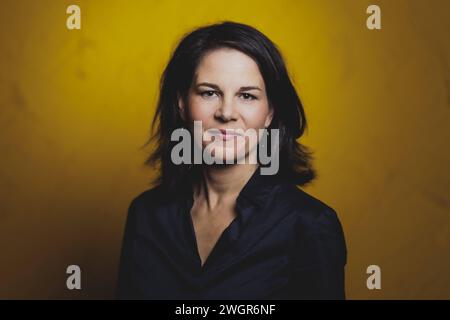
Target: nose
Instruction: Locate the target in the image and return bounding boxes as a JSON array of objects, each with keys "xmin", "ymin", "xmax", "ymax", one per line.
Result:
[{"xmin": 214, "ymin": 97, "xmax": 238, "ymax": 122}]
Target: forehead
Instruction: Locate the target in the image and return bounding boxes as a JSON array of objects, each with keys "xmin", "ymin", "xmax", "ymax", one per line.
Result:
[{"xmin": 194, "ymin": 48, "xmax": 265, "ymax": 89}]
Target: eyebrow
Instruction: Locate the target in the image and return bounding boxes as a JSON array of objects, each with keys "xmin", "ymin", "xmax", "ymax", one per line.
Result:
[{"xmin": 195, "ymin": 82, "xmax": 262, "ymax": 92}]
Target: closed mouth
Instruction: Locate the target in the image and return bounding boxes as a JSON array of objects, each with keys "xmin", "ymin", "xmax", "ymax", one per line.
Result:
[{"xmin": 206, "ymin": 128, "xmax": 243, "ymax": 141}]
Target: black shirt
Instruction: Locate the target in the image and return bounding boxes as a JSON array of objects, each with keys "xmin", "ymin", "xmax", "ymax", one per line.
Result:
[{"xmin": 116, "ymin": 167, "xmax": 347, "ymax": 299}]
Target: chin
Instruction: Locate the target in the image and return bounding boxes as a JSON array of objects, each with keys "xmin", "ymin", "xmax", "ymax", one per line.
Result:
[{"xmin": 211, "ymin": 146, "xmax": 253, "ymax": 164}]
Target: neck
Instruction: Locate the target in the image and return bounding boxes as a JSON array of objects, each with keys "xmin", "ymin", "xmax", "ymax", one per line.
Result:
[{"xmin": 194, "ymin": 163, "xmax": 259, "ymax": 212}]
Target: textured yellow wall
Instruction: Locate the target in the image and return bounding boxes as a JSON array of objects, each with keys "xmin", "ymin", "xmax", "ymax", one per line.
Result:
[{"xmin": 0, "ymin": 0, "xmax": 449, "ymax": 299}]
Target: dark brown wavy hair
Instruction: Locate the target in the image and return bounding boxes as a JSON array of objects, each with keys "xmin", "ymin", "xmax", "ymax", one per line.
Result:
[{"xmin": 141, "ymin": 21, "xmax": 316, "ymax": 192}]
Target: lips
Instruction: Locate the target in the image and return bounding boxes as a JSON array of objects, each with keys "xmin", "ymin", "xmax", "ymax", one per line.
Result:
[{"xmin": 213, "ymin": 129, "xmax": 243, "ymax": 140}]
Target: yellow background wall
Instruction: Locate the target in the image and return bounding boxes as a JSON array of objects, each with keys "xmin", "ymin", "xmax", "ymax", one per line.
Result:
[{"xmin": 0, "ymin": 0, "xmax": 449, "ymax": 299}]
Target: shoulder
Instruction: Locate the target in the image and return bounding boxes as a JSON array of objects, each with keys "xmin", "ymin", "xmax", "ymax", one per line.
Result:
[
  {"xmin": 121, "ymin": 184, "xmax": 185, "ymax": 241},
  {"xmin": 124, "ymin": 184, "xmax": 175, "ymax": 227},
  {"xmin": 275, "ymin": 184, "xmax": 347, "ymax": 262},
  {"xmin": 127, "ymin": 184, "xmax": 167, "ymax": 212},
  {"xmin": 276, "ymin": 184, "xmax": 343, "ymax": 231}
]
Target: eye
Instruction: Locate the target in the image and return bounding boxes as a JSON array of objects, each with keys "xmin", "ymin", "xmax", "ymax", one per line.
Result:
[
  {"xmin": 200, "ymin": 90, "xmax": 219, "ymax": 99},
  {"xmin": 240, "ymin": 93, "xmax": 257, "ymax": 101}
]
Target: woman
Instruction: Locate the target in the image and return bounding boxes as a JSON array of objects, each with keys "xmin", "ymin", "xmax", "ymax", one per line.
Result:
[{"xmin": 116, "ymin": 21, "xmax": 347, "ymax": 300}]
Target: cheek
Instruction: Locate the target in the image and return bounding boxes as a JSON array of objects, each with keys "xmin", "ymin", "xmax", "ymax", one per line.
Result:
[
  {"xmin": 241, "ymin": 103, "xmax": 271, "ymax": 129},
  {"xmin": 187, "ymin": 97, "xmax": 215, "ymax": 122}
]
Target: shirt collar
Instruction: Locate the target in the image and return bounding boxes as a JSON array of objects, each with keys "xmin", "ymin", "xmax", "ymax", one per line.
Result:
[
  {"xmin": 235, "ymin": 165, "xmax": 279, "ymax": 209},
  {"xmin": 180, "ymin": 166, "xmax": 280, "ymax": 225},
  {"xmin": 180, "ymin": 165, "xmax": 278, "ymax": 200},
  {"xmin": 178, "ymin": 166, "xmax": 282, "ymax": 270}
]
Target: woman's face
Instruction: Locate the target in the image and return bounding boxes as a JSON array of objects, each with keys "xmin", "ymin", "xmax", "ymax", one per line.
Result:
[{"xmin": 178, "ymin": 48, "xmax": 273, "ymax": 164}]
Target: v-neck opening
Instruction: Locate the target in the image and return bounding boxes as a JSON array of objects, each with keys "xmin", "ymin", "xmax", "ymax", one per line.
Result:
[
  {"xmin": 180, "ymin": 165, "xmax": 276, "ymax": 273},
  {"xmin": 186, "ymin": 203, "xmax": 237, "ymax": 273}
]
